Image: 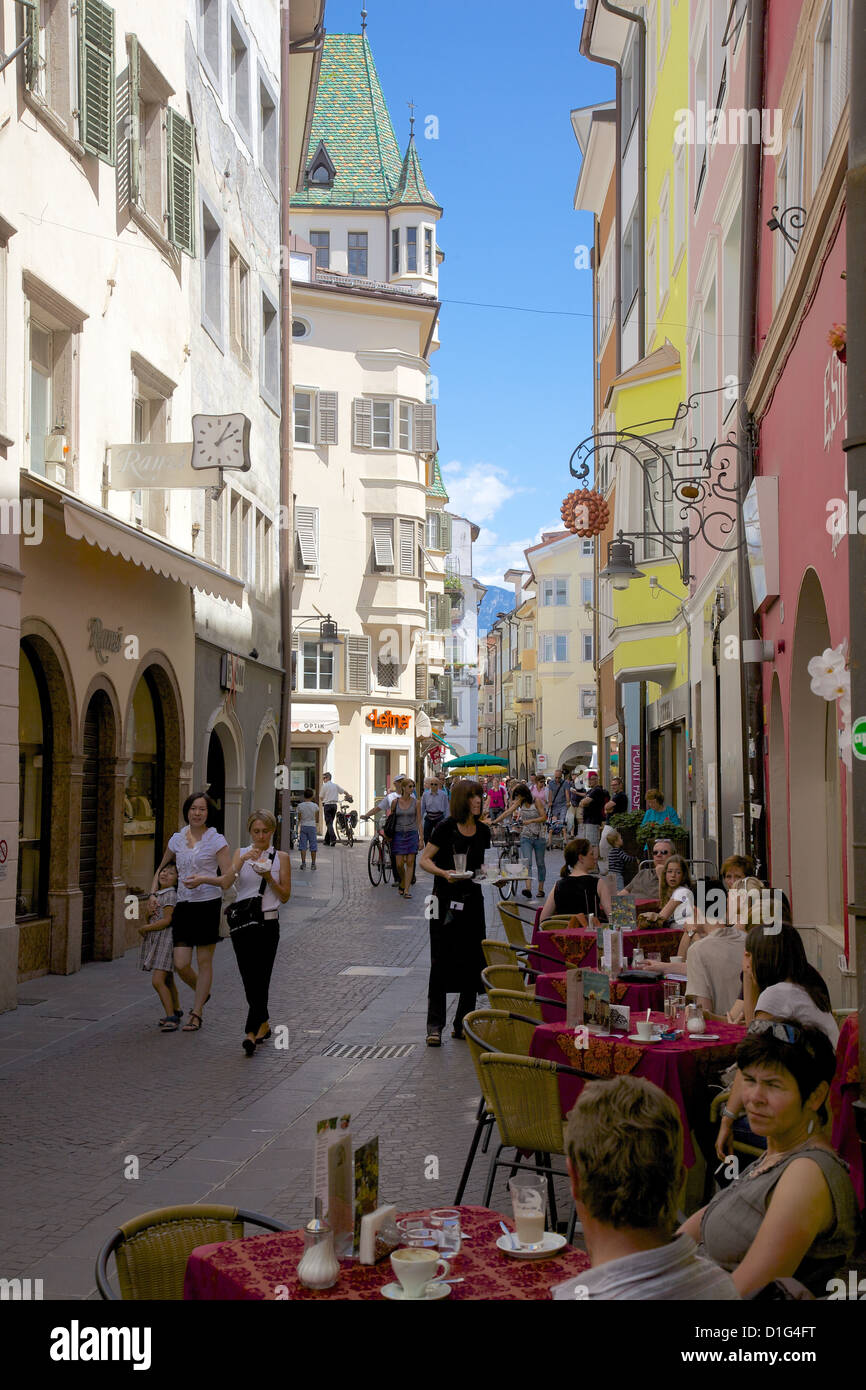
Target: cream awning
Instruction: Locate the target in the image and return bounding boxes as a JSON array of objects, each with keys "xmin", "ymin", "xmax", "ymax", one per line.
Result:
[
  {"xmin": 291, "ymin": 703, "xmax": 340, "ymax": 733},
  {"xmin": 64, "ymin": 500, "xmax": 244, "ymax": 605}
]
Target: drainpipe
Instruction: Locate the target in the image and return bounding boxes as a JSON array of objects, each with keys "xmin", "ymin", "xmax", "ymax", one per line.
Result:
[
  {"xmin": 735, "ymin": 0, "xmax": 766, "ymax": 871},
  {"xmin": 844, "ymin": 0, "xmax": 866, "ymax": 1130}
]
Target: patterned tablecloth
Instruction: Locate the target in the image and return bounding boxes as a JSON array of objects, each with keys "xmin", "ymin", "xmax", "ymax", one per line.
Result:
[
  {"xmin": 183, "ymin": 1205, "xmax": 590, "ymax": 1301},
  {"xmin": 829, "ymin": 1014, "xmax": 864, "ymax": 1210},
  {"xmin": 534, "ymin": 971, "xmax": 665, "ymax": 1024},
  {"xmin": 531, "ymin": 1014, "xmax": 745, "ymax": 1166},
  {"xmin": 531, "ymin": 924, "xmax": 682, "ymax": 969}
]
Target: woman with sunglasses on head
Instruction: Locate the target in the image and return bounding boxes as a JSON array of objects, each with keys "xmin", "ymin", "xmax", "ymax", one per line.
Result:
[{"xmin": 680, "ymin": 1020, "xmax": 857, "ymax": 1297}]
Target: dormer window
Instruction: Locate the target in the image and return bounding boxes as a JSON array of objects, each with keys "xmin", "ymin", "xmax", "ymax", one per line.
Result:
[{"xmin": 306, "ymin": 140, "xmax": 336, "ymax": 188}]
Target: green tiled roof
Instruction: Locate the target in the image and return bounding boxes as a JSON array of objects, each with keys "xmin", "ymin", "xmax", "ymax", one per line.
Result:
[
  {"xmin": 426, "ymin": 455, "xmax": 449, "ymax": 500},
  {"xmin": 292, "ymin": 34, "xmax": 438, "ymax": 209}
]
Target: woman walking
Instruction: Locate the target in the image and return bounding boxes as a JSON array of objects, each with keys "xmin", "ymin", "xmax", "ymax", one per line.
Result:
[
  {"xmin": 389, "ymin": 777, "xmax": 423, "ymax": 898},
  {"xmin": 227, "ymin": 810, "xmax": 291, "ymax": 1056},
  {"xmin": 419, "ymin": 780, "xmax": 491, "ymax": 1046},
  {"xmin": 151, "ymin": 792, "xmax": 231, "ymax": 1033},
  {"xmin": 488, "ymin": 781, "xmax": 547, "ymax": 900}
]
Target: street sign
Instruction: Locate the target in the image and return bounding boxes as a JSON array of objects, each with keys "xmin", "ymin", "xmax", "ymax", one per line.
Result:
[
  {"xmin": 536, "ymin": 753, "xmax": 548, "ymax": 772},
  {"xmin": 852, "ymin": 715, "xmax": 866, "ymax": 760}
]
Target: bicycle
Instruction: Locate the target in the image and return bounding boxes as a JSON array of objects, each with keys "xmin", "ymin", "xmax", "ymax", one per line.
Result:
[
  {"xmin": 493, "ymin": 823, "xmax": 526, "ymax": 900},
  {"xmin": 365, "ymin": 823, "xmax": 393, "ymax": 886},
  {"xmin": 333, "ymin": 796, "xmax": 357, "ymax": 847}
]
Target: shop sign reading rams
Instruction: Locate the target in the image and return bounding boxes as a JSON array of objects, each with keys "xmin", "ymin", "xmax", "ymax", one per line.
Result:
[
  {"xmin": 367, "ymin": 709, "xmax": 411, "ymax": 731},
  {"xmin": 88, "ymin": 617, "xmax": 122, "ymax": 665}
]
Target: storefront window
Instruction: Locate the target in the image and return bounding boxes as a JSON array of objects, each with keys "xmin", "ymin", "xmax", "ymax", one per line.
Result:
[
  {"xmin": 122, "ymin": 676, "xmax": 163, "ymax": 895},
  {"xmin": 290, "ymin": 747, "xmax": 319, "ymax": 804}
]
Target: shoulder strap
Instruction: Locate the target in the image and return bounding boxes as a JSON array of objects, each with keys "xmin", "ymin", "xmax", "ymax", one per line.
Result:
[{"xmin": 257, "ymin": 849, "xmax": 276, "ymax": 899}]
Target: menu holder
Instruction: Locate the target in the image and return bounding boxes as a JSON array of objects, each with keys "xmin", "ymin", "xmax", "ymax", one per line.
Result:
[
  {"xmin": 327, "ymin": 1135, "xmax": 354, "ymax": 1259},
  {"xmin": 610, "ymin": 896, "xmax": 638, "ymax": 932},
  {"xmin": 609, "ymin": 1002, "xmax": 630, "ymax": 1034},
  {"xmin": 582, "ymin": 969, "xmax": 610, "ymax": 1034},
  {"xmin": 565, "ymin": 967, "xmax": 584, "ymax": 1027},
  {"xmin": 353, "ymin": 1137, "xmax": 380, "ymax": 1256},
  {"xmin": 602, "ymin": 928, "xmax": 623, "ymax": 975}
]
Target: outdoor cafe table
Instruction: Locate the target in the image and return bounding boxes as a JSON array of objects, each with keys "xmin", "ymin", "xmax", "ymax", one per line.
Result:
[
  {"xmin": 530, "ymin": 1014, "xmax": 745, "ymax": 1166},
  {"xmin": 534, "ymin": 971, "xmax": 664, "ymax": 1024},
  {"xmin": 183, "ymin": 1205, "xmax": 590, "ymax": 1301},
  {"xmin": 530, "ymin": 921, "xmax": 682, "ymax": 970}
]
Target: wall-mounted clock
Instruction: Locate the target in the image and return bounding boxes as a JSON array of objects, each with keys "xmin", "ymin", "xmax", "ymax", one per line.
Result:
[{"xmin": 191, "ymin": 413, "xmax": 252, "ymax": 471}]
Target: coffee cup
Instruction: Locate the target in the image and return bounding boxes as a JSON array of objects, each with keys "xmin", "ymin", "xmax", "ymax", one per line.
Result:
[
  {"xmin": 636, "ymin": 1019, "xmax": 655, "ymax": 1040},
  {"xmin": 390, "ymin": 1247, "xmax": 451, "ymax": 1299}
]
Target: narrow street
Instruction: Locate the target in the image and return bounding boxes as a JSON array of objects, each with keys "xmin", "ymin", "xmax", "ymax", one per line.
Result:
[{"xmin": 0, "ymin": 848, "xmax": 491, "ymax": 1298}]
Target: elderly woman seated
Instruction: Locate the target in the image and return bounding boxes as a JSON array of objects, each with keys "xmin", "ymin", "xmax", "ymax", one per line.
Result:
[{"xmin": 680, "ymin": 1020, "xmax": 859, "ymax": 1297}]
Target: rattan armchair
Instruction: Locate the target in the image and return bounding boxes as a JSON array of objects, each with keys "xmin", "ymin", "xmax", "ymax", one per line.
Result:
[
  {"xmin": 486, "ymin": 987, "xmax": 544, "ymax": 1020},
  {"xmin": 95, "ymin": 1204, "xmax": 287, "ymax": 1300},
  {"xmin": 538, "ymin": 913, "xmax": 587, "ymax": 931},
  {"xmin": 482, "ymin": 939, "xmax": 520, "ymax": 969},
  {"xmin": 453, "ymin": 1008, "xmax": 539, "ymax": 1204},
  {"xmin": 481, "ymin": 964, "xmax": 531, "ymax": 994},
  {"xmin": 497, "ymin": 901, "xmax": 533, "ymax": 949}
]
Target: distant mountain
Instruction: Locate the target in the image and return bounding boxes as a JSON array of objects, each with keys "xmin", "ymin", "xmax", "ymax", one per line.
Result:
[{"xmin": 477, "ymin": 586, "xmax": 515, "ymax": 634}]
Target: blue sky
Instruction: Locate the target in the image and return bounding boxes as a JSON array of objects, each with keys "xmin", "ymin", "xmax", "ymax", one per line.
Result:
[{"xmin": 322, "ymin": 0, "xmax": 614, "ymax": 583}]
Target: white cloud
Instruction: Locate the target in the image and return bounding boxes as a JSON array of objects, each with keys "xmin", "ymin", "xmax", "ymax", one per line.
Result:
[
  {"xmin": 440, "ymin": 460, "xmax": 520, "ymax": 524},
  {"xmin": 474, "ymin": 520, "xmax": 563, "ymax": 587}
]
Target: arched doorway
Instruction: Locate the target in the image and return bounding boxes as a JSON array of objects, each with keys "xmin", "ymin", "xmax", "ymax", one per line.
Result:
[
  {"xmin": 18, "ymin": 644, "xmax": 52, "ymax": 921},
  {"xmin": 253, "ymin": 730, "xmax": 277, "ymax": 818},
  {"xmin": 789, "ymin": 571, "xmax": 842, "ymax": 928},
  {"xmin": 767, "ymin": 675, "xmax": 790, "ymax": 904},
  {"xmin": 205, "ymin": 713, "xmax": 243, "ymax": 847},
  {"xmin": 206, "ymin": 731, "xmax": 226, "ymax": 834},
  {"xmin": 79, "ymin": 690, "xmax": 117, "ymax": 963},
  {"xmin": 123, "ymin": 672, "xmax": 165, "ymax": 895}
]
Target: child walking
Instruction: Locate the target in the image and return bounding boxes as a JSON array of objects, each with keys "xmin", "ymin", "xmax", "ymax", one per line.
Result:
[
  {"xmin": 139, "ymin": 864, "xmax": 182, "ymax": 1031},
  {"xmin": 297, "ymin": 787, "xmax": 319, "ymax": 869}
]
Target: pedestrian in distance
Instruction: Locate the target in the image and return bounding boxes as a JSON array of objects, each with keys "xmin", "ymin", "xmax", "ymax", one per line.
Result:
[
  {"xmin": 419, "ymin": 780, "xmax": 491, "ymax": 1046},
  {"xmin": 152, "ymin": 792, "xmax": 232, "ymax": 1033},
  {"xmin": 139, "ymin": 863, "xmax": 182, "ymax": 1031},
  {"xmin": 388, "ymin": 776, "xmax": 423, "ymax": 899},
  {"xmin": 320, "ymin": 772, "xmax": 350, "ymax": 846},
  {"xmin": 421, "ymin": 776, "xmax": 450, "ymax": 845},
  {"xmin": 578, "ymin": 771, "xmax": 609, "ymax": 847},
  {"xmin": 296, "ymin": 787, "xmax": 319, "ymax": 869},
  {"xmin": 226, "ymin": 810, "xmax": 291, "ymax": 1057},
  {"xmin": 488, "ymin": 781, "xmax": 547, "ymax": 900}
]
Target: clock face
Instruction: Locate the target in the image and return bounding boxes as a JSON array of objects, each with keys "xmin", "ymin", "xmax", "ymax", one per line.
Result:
[{"xmin": 191, "ymin": 413, "xmax": 251, "ymax": 471}]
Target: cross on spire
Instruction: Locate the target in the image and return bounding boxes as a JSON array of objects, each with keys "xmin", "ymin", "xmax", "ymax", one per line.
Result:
[{"xmin": 407, "ymin": 98, "xmax": 416, "ymax": 137}]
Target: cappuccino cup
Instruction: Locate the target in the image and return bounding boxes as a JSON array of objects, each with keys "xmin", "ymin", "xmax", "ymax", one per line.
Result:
[
  {"xmin": 636, "ymin": 1019, "xmax": 655, "ymax": 1040},
  {"xmin": 390, "ymin": 1247, "xmax": 450, "ymax": 1299}
]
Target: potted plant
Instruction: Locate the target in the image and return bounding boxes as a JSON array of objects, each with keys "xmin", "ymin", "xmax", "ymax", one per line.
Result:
[{"xmin": 609, "ymin": 810, "xmax": 689, "ymax": 861}]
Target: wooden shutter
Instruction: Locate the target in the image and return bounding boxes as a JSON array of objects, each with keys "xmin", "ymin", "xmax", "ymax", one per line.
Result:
[
  {"xmin": 441, "ymin": 674, "xmax": 453, "ymax": 720},
  {"xmin": 399, "ymin": 519, "xmax": 415, "ymax": 575},
  {"xmin": 127, "ymin": 34, "xmax": 141, "ymax": 203},
  {"xmin": 415, "ymin": 660, "xmax": 428, "ymax": 700},
  {"xmin": 440, "ymin": 594, "xmax": 452, "ymax": 630},
  {"xmin": 295, "ymin": 505, "xmax": 318, "ymax": 569},
  {"xmin": 317, "ymin": 391, "xmax": 338, "ymax": 445},
  {"xmin": 414, "ymin": 403, "xmax": 436, "ymax": 453},
  {"xmin": 23, "ymin": 0, "xmax": 39, "ymax": 90},
  {"xmin": 353, "ymin": 398, "xmax": 372, "ymax": 447},
  {"xmin": 347, "ymin": 636, "xmax": 371, "ymax": 694},
  {"xmin": 167, "ymin": 108, "xmax": 196, "ymax": 254},
  {"xmin": 439, "ymin": 512, "xmax": 452, "ymax": 554},
  {"xmin": 372, "ymin": 518, "xmax": 394, "ymax": 568},
  {"xmin": 79, "ymin": 0, "xmax": 116, "ymax": 164}
]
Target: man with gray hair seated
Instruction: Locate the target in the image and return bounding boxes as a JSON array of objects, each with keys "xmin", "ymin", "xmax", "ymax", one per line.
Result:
[
  {"xmin": 551, "ymin": 1076, "xmax": 740, "ymax": 1300},
  {"xmin": 618, "ymin": 836, "xmax": 675, "ymax": 898}
]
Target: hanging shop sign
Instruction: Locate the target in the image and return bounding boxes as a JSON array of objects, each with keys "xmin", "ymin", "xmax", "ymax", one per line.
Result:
[{"xmin": 366, "ymin": 709, "xmax": 412, "ymax": 732}]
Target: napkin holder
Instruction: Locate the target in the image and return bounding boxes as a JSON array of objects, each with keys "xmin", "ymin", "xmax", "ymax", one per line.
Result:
[{"xmin": 359, "ymin": 1203, "xmax": 397, "ymax": 1265}]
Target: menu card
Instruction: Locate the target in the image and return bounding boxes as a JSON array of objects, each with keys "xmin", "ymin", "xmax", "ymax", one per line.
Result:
[
  {"xmin": 609, "ymin": 1002, "xmax": 630, "ymax": 1034},
  {"xmin": 565, "ymin": 967, "xmax": 584, "ymax": 1027},
  {"xmin": 610, "ymin": 897, "xmax": 638, "ymax": 932},
  {"xmin": 314, "ymin": 1116, "xmax": 353, "ymax": 1258},
  {"xmin": 353, "ymin": 1138, "xmax": 380, "ymax": 1255},
  {"xmin": 582, "ymin": 969, "xmax": 610, "ymax": 1033},
  {"xmin": 602, "ymin": 928, "xmax": 623, "ymax": 974}
]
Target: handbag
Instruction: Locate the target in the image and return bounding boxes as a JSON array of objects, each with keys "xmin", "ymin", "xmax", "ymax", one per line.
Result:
[
  {"xmin": 225, "ymin": 850, "xmax": 275, "ymax": 933},
  {"xmin": 383, "ymin": 809, "xmax": 398, "ymax": 840}
]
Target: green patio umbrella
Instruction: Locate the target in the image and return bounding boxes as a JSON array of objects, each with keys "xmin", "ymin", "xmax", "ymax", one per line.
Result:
[{"xmin": 443, "ymin": 753, "xmax": 509, "ymax": 770}]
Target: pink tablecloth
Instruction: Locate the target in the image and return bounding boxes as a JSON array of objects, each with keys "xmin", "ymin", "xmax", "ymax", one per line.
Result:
[
  {"xmin": 531, "ymin": 924, "xmax": 682, "ymax": 969},
  {"xmin": 531, "ymin": 1014, "xmax": 745, "ymax": 1166},
  {"xmin": 830, "ymin": 1014, "xmax": 864, "ymax": 1211},
  {"xmin": 534, "ymin": 971, "xmax": 664, "ymax": 1024},
  {"xmin": 183, "ymin": 1205, "xmax": 590, "ymax": 1301}
]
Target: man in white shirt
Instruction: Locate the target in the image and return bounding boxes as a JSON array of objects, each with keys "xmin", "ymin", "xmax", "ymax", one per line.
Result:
[
  {"xmin": 551, "ymin": 1076, "xmax": 739, "ymax": 1302},
  {"xmin": 319, "ymin": 772, "xmax": 349, "ymax": 846},
  {"xmin": 685, "ymin": 918, "xmax": 746, "ymax": 1018}
]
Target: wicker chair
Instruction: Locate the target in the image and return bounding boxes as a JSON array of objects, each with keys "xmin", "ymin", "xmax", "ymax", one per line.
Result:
[
  {"xmin": 95, "ymin": 1204, "xmax": 287, "ymax": 1300},
  {"xmin": 453, "ymin": 1009, "xmax": 538, "ymax": 1204},
  {"xmin": 497, "ymin": 901, "xmax": 533, "ymax": 949},
  {"xmin": 481, "ymin": 964, "xmax": 531, "ymax": 994},
  {"xmin": 538, "ymin": 913, "xmax": 588, "ymax": 931},
  {"xmin": 482, "ymin": 939, "xmax": 520, "ymax": 969},
  {"xmin": 486, "ymin": 987, "xmax": 543, "ymax": 1020}
]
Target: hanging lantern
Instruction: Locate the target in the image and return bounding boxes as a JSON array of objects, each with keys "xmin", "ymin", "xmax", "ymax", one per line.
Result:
[{"xmin": 560, "ymin": 487, "xmax": 610, "ymax": 537}]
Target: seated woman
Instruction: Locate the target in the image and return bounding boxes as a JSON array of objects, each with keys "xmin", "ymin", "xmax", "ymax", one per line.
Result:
[
  {"xmin": 638, "ymin": 789, "xmax": 681, "ymax": 848},
  {"xmin": 682, "ymin": 1020, "xmax": 858, "ymax": 1297},
  {"xmin": 538, "ymin": 837, "xmax": 612, "ymax": 925},
  {"xmin": 641, "ymin": 855, "xmax": 694, "ymax": 926}
]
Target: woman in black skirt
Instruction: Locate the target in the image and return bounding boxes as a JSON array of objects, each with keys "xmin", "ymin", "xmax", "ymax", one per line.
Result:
[
  {"xmin": 538, "ymin": 837, "xmax": 613, "ymax": 924},
  {"xmin": 418, "ymin": 780, "xmax": 491, "ymax": 1046},
  {"xmin": 151, "ymin": 792, "xmax": 232, "ymax": 1032}
]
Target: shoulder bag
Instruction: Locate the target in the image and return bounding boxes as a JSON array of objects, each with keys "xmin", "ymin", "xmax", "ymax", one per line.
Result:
[
  {"xmin": 225, "ymin": 850, "xmax": 275, "ymax": 933},
  {"xmin": 383, "ymin": 808, "xmax": 398, "ymax": 840}
]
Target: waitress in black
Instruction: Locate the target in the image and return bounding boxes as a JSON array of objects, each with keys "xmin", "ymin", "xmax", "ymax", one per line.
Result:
[{"xmin": 418, "ymin": 779, "xmax": 491, "ymax": 1047}]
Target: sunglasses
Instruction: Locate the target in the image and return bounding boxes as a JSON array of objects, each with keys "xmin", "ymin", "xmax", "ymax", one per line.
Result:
[
  {"xmin": 653, "ymin": 850, "xmax": 669, "ymax": 857},
  {"xmin": 746, "ymin": 1019, "xmax": 817, "ymax": 1056}
]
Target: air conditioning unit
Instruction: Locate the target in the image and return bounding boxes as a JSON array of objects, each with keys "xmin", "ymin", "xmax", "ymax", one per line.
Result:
[{"xmin": 220, "ymin": 652, "xmax": 245, "ymax": 693}]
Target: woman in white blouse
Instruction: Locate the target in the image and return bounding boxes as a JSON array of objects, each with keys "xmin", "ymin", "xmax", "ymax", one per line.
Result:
[
  {"xmin": 226, "ymin": 810, "xmax": 291, "ymax": 1055},
  {"xmin": 151, "ymin": 792, "xmax": 232, "ymax": 1032}
]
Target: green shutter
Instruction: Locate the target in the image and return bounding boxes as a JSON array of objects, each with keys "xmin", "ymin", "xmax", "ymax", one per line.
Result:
[
  {"xmin": 127, "ymin": 35, "xmax": 140, "ymax": 203},
  {"xmin": 22, "ymin": 0, "xmax": 39, "ymax": 91},
  {"xmin": 167, "ymin": 107, "xmax": 196, "ymax": 254},
  {"xmin": 79, "ymin": 0, "xmax": 116, "ymax": 164},
  {"xmin": 440, "ymin": 512, "xmax": 452, "ymax": 554}
]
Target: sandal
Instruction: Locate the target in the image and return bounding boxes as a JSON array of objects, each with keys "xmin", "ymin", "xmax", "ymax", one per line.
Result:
[
  {"xmin": 255, "ymin": 1029, "xmax": 272, "ymax": 1045},
  {"xmin": 182, "ymin": 1011, "xmax": 203, "ymax": 1031},
  {"xmin": 158, "ymin": 1017, "xmax": 179, "ymax": 1031}
]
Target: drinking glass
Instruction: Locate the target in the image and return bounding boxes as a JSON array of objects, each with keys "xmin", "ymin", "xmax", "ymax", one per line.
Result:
[
  {"xmin": 429, "ymin": 1209, "xmax": 462, "ymax": 1256},
  {"xmin": 396, "ymin": 1220, "xmax": 439, "ymax": 1249},
  {"xmin": 647, "ymin": 952, "xmax": 662, "ymax": 963},
  {"xmin": 508, "ymin": 1173, "xmax": 547, "ymax": 1250},
  {"xmin": 453, "ymin": 853, "xmax": 468, "ymax": 875},
  {"xmin": 632, "ymin": 949, "xmax": 645, "ymax": 967}
]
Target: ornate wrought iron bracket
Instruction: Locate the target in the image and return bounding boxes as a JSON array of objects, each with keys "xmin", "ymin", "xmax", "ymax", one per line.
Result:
[{"xmin": 766, "ymin": 205, "xmax": 806, "ymax": 255}]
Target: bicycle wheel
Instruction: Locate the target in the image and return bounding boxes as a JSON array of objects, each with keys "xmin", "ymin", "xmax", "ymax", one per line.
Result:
[
  {"xmin": 367, "ymin": 837, "xmax": 383, "ymax": 885},
  {"xmin": 346, "ymin": 823, "xmax": 354, "ymax": 847},
  {"xmin": 382, "ymin": 843, "xmax": 393, "ymax": 883},
  {"xmin": 497, "ymin": 849, "xmax": 517, "ymax": 899}
]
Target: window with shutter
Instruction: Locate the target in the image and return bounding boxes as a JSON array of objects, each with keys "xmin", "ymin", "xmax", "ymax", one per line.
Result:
[
  {"xmin": 399, "ymin": 519, "xmax": 415, "ymax": 576},
  {"xmin": 23, "ymin": 0, "xmax": 39, "ymax": 90},
  {"xmin": 441, "ymin": 674, "xmax": 453, "ymax": 719},
  {"xmin": 426, "ymin": 512, "xmax": 440, "ymax": 550},
  {"xmin": 79, "ymin": 0, "xmax": 116, "ymax": 164},
  {"xmin": 413, "ymin": 403, "xmax": 436, "ymax": 453},
  {"xmin": 353, "ymin": 398, "xmax": 372, "ymax": 447},
  {"xmin": 167, "ymin": 108, "xmax": 196, "ymax": 254},
  {"xmin": 317, "ymin": 391, "xmax": 338, "ymax": 445},
  {"xmin": 439, "ymin": 512, "xmax": 452, "ymax": 554},
  {"xmin": 347, "ymin": 635, "xmax": 371, "ymax": 694},
  {"xmin": 417, "ymin": 520, "xmax": 426, "ymax": 576},
  {"xmin": 127, "ymin": 34, "xmax": 141, "ymax": 203},
  {"xmin": 295, "ymin": 506, "xmax": 318, "ymax": 570},
  {"xmin": 436, "ymin": 594, "xmax": 451, "ymax": 631},
  {"xmin": 415, "ymin": 661, "xmax": 428, "ymax": 701},
  {"xmin": 371, "ymin": 518, "xmax": 394, "ymax": 569}
]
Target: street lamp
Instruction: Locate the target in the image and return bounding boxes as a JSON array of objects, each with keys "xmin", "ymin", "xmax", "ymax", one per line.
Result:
[{"xmin": 598, "ymin": 534, "xmax": 648, "ymax": 590}]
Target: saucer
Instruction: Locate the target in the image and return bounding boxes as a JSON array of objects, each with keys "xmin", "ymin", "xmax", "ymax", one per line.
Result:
[
  {"xmin": 628, "ymin": 1033, "xmax": 663, "ymax": 1044},
  {"xmin": 381, "ymin": 1280, "xmax": 451, "ymax": 1301},
  {"xmin": 496, "ymin": 1232, "xmax": 567, "ymax": 1259},
  {"xmin": 449, "ymin": 870, "xmax": 475, "ymax": 880}
]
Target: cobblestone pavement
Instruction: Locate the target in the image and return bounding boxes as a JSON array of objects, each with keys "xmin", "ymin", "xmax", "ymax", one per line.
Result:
[{"xmin": 0, "ymin": 846, "xmax": 567, "ymax": 1297}]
